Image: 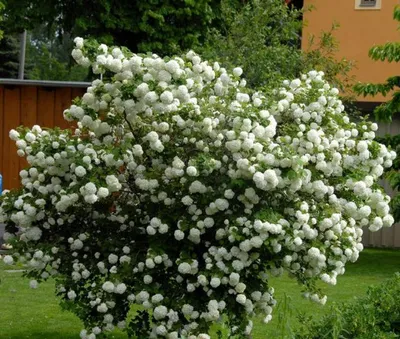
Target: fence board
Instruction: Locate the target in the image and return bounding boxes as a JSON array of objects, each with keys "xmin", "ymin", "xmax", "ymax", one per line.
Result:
[
  {"xmin": 20, "ymin": 86, "xmax": 38, "ymax": 128},
  {"xmin": 71, "ymin": 87, "xmax": 84, "ymax": 102},
  {"xmin": 361, "ymin": 118, "xmax": 400, "ymax": 248},
  {"xmin": 0, "ymin": 84, "xmax": 86, "ymax": 190},
  {"xmin": 37, "ymin": 87, "xmax": 55, "ymax": 127},
  {"xmin": 54, "ymin": 87, "xmax": 72, "ymax": 130},
  {"xmin": 19, "ymin": 86, "xmax": 38, "ymax": 173},
  {"xmin": 3, "ymin": 87, "xmax": 21, "ymax": 189},
  {"xmin": 394, "ymin": 221, "xmax": 400, "ymax": 247}
]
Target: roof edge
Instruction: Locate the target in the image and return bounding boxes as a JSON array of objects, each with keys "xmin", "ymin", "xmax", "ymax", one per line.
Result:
[{"xmin": 0, "ymin": 79, "xmax": 90, "ymax": 88}]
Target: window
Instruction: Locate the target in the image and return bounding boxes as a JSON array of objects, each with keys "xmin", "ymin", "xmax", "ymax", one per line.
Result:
[
  {"xmin": 360, "ymin": 0, "xmax": 377, "ymax": 6},
  {"xmin": 355, "ymin": 0, "xmax": 381, "ymax": 10}
]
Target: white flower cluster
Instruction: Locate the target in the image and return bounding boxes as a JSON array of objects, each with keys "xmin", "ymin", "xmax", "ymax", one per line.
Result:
[{"xmin": 0, "ymin": 38, "xmax": 395, "ymax": 338}]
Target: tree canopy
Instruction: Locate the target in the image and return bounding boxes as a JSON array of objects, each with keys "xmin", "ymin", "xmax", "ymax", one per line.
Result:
[
  {"xmin": 0, "ymin": 34, "xmax": 20, "ymax": 78},
  {"xmin": 25, "ymin": 26, "xmax": 89, "ymax": 81},
  {"xmin": 1, "ymin": 0, "xmax": 225, "ymax": 55}
]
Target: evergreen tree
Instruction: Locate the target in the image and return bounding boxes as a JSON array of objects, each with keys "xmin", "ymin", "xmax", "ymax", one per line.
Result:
[
  {"xmin": 0, "ymin": 34, "xmax": 19, "ymax": 78},
  {"xmin": 0, "ymin": 1, "xmax": 4, "ymax": 40}
]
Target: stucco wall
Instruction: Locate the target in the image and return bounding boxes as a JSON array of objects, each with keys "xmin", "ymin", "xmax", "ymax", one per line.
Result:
[{"xmin": 302, "ymin": 0, "xmax": 400, "ymax": 102}]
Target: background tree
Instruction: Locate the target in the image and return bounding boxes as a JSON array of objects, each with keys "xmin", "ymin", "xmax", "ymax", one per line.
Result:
[
  {"xmin": 1, "ymin": 0, "xmax": 354, "ymax": 88},
  {"xmin": 26, "ymin": 25, "xmax": 89, "ymax": 81},
  {"xmin": 1, "ymin": 0, "xmax": 224, "ymax": 55},
  {"xmin": 200, "ymin": 0, "xmax": 354, "ymax": 91},
  {"xmin": 354, "ymin": 6, "xmax": 400, "ymax": 221},
  {"xmin": 0, "ymin": 34, "xmax": 20, "ymax": 78},
  {"xmin": 200, "ymin": 0, "xmax": 303, "ymax": 88},
  {"xmin": 302, "ymin": 22, "xmax": 355, "ymax": 98},
  {"xmin": 0, "ymin": 1, "xmax": 4, "ymax": 40}
]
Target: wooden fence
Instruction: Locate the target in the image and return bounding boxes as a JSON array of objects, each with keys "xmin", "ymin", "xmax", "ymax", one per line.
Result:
[
  {"xmin": 0, "ymin": 80, "xmax": 399, "ymax": 247},
  {"xmin": 362, "ymin": 118, "xmax": 400, "ymax": 248},
  {"xmin": 0, "ymin": 80, "xmax": 87, "ymax": 190}
]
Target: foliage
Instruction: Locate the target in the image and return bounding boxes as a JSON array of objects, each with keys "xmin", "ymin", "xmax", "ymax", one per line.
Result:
[
  {"xmin": 354, "ymin": 6, "xmax": 400, "ymax": 122},
  {"xmin": 0, "ymin": 1, "xmax": 4, "ymax": 40},
  {"xmin": 295, "ymin": 273, "xmax": 400, "ymax": 338},
  {"xmin": 26, "ymin": 43, "xmax": 88, "ymax": 81},
  {"xmin": 376, "ymin": 131, "xmax": 400, "ymax": 222},
  {"xmin": 0, "ymin": 38, "xmax": 396, "ymax": 338},
  {"xmin": 0, "ymin": 34, "xmax": 20, "ymax": 78},
  {"xmin": 200, "ymin": 0, "xmax": 355, "ymax": 94},
  {"xmin": 200, "ymin": 0, "xmax": 304, "ymax": 89},
  {"xmin": 26, "ymin": 27, "xmax": 89, "ymax": 81},
  {"xmin": 302, "ymin": 23, "xmax": 356, "ymax": 98},
  {"xmin": 1, "ymin": 0, "xmax": 226, "ymax": 55},
  {"xmin": 2, "ymin": 0, "xmax": 355, "ymax": 85}
]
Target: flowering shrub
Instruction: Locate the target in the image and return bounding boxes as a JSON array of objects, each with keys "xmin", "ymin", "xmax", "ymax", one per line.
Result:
[{"xmin": 0, "ymin": 37, "xmax": 396, "ymax": 338}]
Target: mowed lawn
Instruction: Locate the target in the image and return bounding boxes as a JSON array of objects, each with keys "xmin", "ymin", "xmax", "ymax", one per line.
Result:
[{"xmin": 1, "ymin": 248, "xmax": 399, "ymax": 339}]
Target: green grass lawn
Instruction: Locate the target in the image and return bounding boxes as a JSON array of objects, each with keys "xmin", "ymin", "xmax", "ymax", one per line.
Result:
[{"xmin": 1, "ymin": 248, "xmax": 399, "ymax": 339}]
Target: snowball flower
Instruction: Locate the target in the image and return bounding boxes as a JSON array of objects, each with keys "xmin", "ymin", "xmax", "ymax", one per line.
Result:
[
  {"xmin": 154, "ymin": 305, "xmax": 168, "ymax": 320},
  {"xmin": 186, "ymin": 166, "xmax": 198, "ymax": 176},
  {"xmin": 106, "ymin": 175, "xmax": 122, "ymax": 192},
  {"xmin": 29, "ymin": 280, "xmax": 38, "ymax": 289},
  {"xmin": 178, "ymin": 262, "xmax": 192, "ymax": 274},
  {"xmin": 102, "ymin": 281, "xmax": 115, "ymax": 293},
  {"xmin": 74, "ymin": 37, "xmax": 84, "ymax": 49},
  {"xmin": 68, "ymin": 290, "xmax": 77, "ymax": 300},
  {"xmin": 75, "ymin": 166, "xmax": 87, "ymax": 177},
  {"xmin": 236, "ymin": 294, "xmax": 247, "ymax": 305},
  {"xmin": 108, "ymin": 254, "xmax": 118, "ymax": 264},
  {"xmin": 210, "ymin": 277, "xmax": 221, "ymax": 288},
  {"xmin": 233, "ymin": 67, "xmax": 243, "ymax": 77},
  {"xmin": 3, "ymin": 255, "xmax": 13, "ymax": 265},
  {"xmin": 115, "ymin": 283, "xmax": 127, "ymax": 294},
  {"xmin": 97, "ymin": 187, "xmax": 110, "ymax": 198}
]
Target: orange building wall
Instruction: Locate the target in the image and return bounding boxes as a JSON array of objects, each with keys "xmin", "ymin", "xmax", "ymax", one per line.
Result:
[{"xmin": 302, "ymin": 0, "xmax": 400, "ymax": 102}]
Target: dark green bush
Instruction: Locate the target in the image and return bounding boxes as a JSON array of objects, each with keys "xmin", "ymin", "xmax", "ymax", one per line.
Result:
[
  {"xmin": 201, "ymin": 0, "xmax": 304, "ymax": 89},
  {"xmin": 295, "ymin": 273, "xmax": 400, "ymax": 339}
]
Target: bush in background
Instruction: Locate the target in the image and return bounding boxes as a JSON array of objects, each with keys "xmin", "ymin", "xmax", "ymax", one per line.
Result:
[
  {"xmin": 295, "ymin": 273, "xmax": 400, "ymax": 339},
  {"xmin": 201, "ymin": 0, "xmax": 304, "ymax": 89},
  {"xmin": 201, "ymin": 0, "xmax": 355, "ymax": 94}
]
